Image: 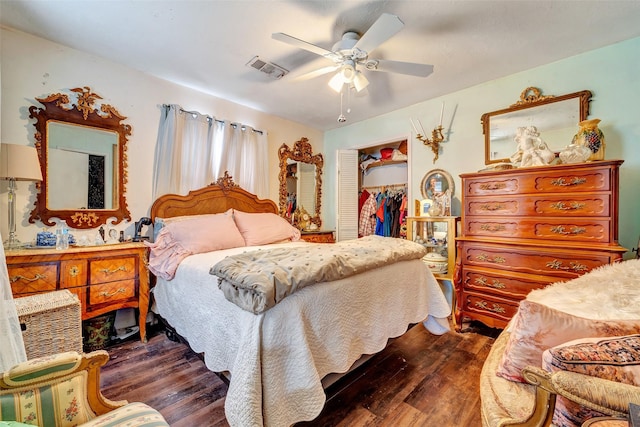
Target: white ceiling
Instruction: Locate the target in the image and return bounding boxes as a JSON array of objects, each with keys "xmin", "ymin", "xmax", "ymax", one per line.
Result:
[{"xmin": 2, "ymin": 0, "xmax": 640, "ymax": 131}]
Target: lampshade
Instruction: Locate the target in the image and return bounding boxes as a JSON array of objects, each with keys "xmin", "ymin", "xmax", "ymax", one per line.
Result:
[
  {"xmin": 328, "ymin": 72, "xmax": 345, "ymax": 93},
  {"xmin": 0, "ymin": 143, "xmax": 43, "ymax": 182},
  {"xmin": 353, "ymin": 71, "xmax": 369, "ymax": 92}
]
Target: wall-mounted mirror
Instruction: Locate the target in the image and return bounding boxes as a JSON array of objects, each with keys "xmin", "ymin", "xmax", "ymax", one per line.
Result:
[
  {"xmin": 28, "ymin": 87, "xmax": 131, "ymax": 229},
  {"xmin": 278, "ymin": 137, "xmax": 323, "ymax": 229},
  {"xmin": 481, "ymin": 87, "xmax": 592, "ymax": 165},
  {"xmin": 420, "ymin": 169, "xmax": 454, "ymax": 216}
]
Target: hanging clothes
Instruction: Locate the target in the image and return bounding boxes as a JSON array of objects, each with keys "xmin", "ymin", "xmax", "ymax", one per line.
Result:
[
  {"xmin": 358, "ymin": 192, "xmax": 377, "ymax": 237},
  {"xmin": 360, "ymin": 186, "xmax": 407, "ymax": 239}
]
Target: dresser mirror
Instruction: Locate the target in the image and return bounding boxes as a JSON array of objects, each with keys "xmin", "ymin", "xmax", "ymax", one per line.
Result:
[
  {"xmin": 278, "ymin": 137, "xmax": 323, "ymax": 229},
  {"xmin": 28, "ymin": 87, "xmax": 131, "ymax": 229},
  {"xmin": 481, "ymin": 87, "xmax": 592, "ymax": 165}
]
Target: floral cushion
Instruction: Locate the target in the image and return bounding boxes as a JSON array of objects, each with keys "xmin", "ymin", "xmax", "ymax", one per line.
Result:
[
  {"xmin": 495, "ymin": 300, "xmax": 640, "ymax": 383},
  {"xmin": 543, "ymin": 335, "xmax": 640, "ymax": 427}
]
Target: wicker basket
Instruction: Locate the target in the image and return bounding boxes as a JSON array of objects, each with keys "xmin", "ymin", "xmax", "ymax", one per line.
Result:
[{"xmin": 14, "ymin": 290, "xmax": 83, "ymax": 359}]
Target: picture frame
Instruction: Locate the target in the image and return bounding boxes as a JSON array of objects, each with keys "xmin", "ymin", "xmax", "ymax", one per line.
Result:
[{"xmin": 420, "ymin": 169, "xmax": 454, "ymax": 216}]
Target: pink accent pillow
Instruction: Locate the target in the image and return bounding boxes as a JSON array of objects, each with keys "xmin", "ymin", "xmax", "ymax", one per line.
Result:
[
  {"xmin": 233, "ymin": 210, "xmax": 301, "ymax": 246},
  {"xmin": 496, "ymin": 300, "xmax": 640, "ymax": 383},
  {"xmin": 146, "ymin": 210, "xmax": 245, "ymax": 280}
]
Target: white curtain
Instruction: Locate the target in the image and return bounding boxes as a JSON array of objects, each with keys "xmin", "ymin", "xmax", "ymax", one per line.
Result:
[
  {"xmin": 0, "ymin": 232, "xmax": 27, "ymax": 370},
  {"xmin": 213, "ymin": 121, "xmax": 268, "ymax": 199},
  {"xmin": 153, "ymin": 105, "xmax": 268, "ymax": 199},
  {"xmin": 152, "ymin": 105, "xmax": 215, "ymax": 198}
]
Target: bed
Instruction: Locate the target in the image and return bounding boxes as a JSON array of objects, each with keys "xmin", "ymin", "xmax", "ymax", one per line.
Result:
[{"xmin": 147, "ymin": 173, "xmax": 451, "ymax": 427}]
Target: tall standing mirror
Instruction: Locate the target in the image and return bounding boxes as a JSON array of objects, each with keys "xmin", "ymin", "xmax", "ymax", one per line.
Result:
[
  {"xmin": 481, "ymin": 87, "xmax": 592, "ymax": 165},
  {"xmin": 278, "ymin": 137, "xmax": 323, "ymax": 229},
  {"xmin": 28, "ymin": 87, "xmax": 131, "ymax": 229}
]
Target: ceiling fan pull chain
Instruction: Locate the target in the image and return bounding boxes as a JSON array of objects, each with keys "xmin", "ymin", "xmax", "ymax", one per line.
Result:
[{"xmin": 338, "ymin": 88, "xmax": 346, "ymax": 123}]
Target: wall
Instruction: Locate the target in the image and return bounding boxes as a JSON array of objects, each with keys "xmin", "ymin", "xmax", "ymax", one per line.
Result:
[
  {"xmin": 0, "ymin": 27, "xmax": 323, "ymax": 242},
  {"xmin": 324, "ymin": 37, "xmax": 640, "ymax": 259}
]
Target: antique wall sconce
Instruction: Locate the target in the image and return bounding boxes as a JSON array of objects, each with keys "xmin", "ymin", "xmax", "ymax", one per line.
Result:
[{"xmin": 411, "ymin": 102, "xmax": 446, "ymax": 163}]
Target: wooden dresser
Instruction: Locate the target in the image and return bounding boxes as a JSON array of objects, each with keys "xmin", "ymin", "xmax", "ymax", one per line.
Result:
[
  {"xmin": 6, "ymin": 242, "xmax": 150, "ymax": 342},
  {"xmin": 454, "ymin": 160, "xmax": 626, "ymax": 331},
  {"xmin": 301, "ymin": 230, "xmax": 335, "ymax": 243}
]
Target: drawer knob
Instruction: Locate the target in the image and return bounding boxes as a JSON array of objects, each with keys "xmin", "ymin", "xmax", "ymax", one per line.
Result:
[
  {"xmin": 479, "ymin": 182, "xmax": 506, "ymax": 191},
  {"xmin": 10, "ymin": 273, "xmax": 46, "ymax": 283},
  {"xmin": 479, "ymin": 203, "xmax": 505, "ymax": 211},
  {"xmin": 546, "ymin": 259, "xmax": 589, "ymax": 272},
  {"xmin": 475, "ymin": 276, "xmax": 506, "ymax": 289},
  {"xmin": 550, "ymin": 202, "xmax": 586, "ymax": 211},
  {"xmin": 99, "ymin": 288, "xmax": 126, "ymax": 298},
  {"xmin": 480, "ymin": 224, "xmax": 506, "ymax": 232},
  {"xmin": 475, "ymin": 300, "xmax": 506, "ymax": 314},
  {"xmin": 98, "ymin": 266, "xmax": 127, "ymax": 275},
  {"xmin": 550, "ymin": 225, "xmax": 586, "ymax": 235},
  {"xmin": 551, "ymin": 177, "xmax": 587, "ymax": 187},
  {"xmin": 475, "ymin": 254, "xmax": 506, "ymax": 264}
]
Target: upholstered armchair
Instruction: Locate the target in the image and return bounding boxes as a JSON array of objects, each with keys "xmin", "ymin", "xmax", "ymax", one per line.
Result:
[
  {"xmin": 518, "ymin": 365, "xmax": 640, "ymax": 427},
  {"xmin": 0, "ymin": 350, "xmax": 168, "ymax": 427}
]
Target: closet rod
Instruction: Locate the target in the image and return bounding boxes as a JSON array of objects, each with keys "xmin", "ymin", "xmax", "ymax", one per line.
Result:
[
  {"xmin": 362, "ymin": 183, "xmax": 407, "ymax": 192},
  {"xmin": 164, "ymin": 104, "xmax": 264, "ymax": 135}
]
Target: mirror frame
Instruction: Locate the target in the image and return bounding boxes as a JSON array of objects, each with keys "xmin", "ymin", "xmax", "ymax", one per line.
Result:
[
  {"xmin": 28, "ymin": 87, "xmax": 131, "ymax": 229},
  {"xmin": 481, "ymin": 87, "xmax": 592, "ymax": 165},
  {"xmin": 420, "ymin": 168, "xmax": 455, "ymax": 200},
  {"xmin": 278, "ymin": 137, "xmax": 323, "ymax": 228}
]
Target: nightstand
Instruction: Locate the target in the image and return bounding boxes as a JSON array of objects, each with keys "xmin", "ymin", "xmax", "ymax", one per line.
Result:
[
  {"xmin": 300, "ymin": 230, "xmax": 335, "ymax": 243},
  {"xmin": 6, "ymin": 242, "xmax": 150, "ymax": 342}
]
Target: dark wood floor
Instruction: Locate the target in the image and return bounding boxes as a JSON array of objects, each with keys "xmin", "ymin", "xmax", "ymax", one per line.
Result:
[{"xmin": 99, "ymin": 320, "xmax": 500, "ymax": 427}]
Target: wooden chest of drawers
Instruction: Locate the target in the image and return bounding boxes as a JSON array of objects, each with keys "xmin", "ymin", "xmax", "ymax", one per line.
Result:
[
  {"xmin": 6, "ymin": 242, "xmax": 150, "ymax": 342},
  {"xmin": 454, "ymin": 160, "xmax": 627, "ymax": 331}
]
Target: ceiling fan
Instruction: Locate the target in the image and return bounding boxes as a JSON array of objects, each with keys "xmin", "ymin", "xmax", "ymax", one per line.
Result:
[{"xmin": 272, "ymin": 13, "xmax": 434, "ymax": 94}]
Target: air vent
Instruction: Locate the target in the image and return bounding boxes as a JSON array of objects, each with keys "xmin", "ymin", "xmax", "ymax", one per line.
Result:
[{"xmin": 246, "ymin": 56, "xmax": 288, "ymax": 79}]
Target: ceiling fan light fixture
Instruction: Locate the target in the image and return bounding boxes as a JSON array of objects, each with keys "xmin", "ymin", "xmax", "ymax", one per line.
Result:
[
  {"xmin": 340, "ymin": 61, "xmax": 356, "ymax": 82},
  {"xmin": 328, "ymin": 72, "xmax": 345, "ymax": 92},
  {"xmin": 353, "ymin": 71, "xmax": 369, "ymax": 92}
]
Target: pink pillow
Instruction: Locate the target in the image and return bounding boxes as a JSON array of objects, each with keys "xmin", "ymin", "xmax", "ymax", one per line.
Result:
[
  {"xmin": 496, "ymin": 300, "xmax": 640, "ymax": 383},
  {"xmin": 146, "ymin": 210, "xmax": 245, "ymax": 280},
  {"xmin": 233, "ymin": 210, "xmax": 301, "ymax": 246}
]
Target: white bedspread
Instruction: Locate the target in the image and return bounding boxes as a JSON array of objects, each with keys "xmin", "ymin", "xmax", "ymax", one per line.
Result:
[{"xmin": 153, "ymin": 241, "xmax": 450, "ymax": 427}]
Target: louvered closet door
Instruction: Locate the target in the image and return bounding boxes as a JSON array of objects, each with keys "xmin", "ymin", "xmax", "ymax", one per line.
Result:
[{"xmin": 336, "ymin": 149, "xmax": 359, "ymax": 241}]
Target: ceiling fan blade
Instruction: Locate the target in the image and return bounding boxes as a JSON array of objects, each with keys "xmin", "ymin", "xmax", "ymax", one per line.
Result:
[
  {"xmin": 293, "ymin": 65, "xmax": 339, "ymax": 81},
  {"xmin": 354, "ymin": 13, "xmax": 404, "ymax": 54},
  {"xmin": 366, "ymin": 59, "xmax": 434, "ymax": 77},
  {"xmin": 272, "ymin": 32, "xmax": 337, "ymax": 59}
]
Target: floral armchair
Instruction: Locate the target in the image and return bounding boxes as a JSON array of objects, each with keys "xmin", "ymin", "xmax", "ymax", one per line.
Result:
[
  {"xmin": 0, "ymin": 350, "xmax": 168, "ymax": 427},
  {"xmin": 521, "ymin": 365, "xmax": 640, "ymax": 426}
]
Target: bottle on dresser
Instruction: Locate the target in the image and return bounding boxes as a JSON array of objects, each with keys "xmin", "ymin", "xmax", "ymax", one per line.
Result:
[{"xmin": 55, "ymin": 221, "xmax": 69, "ymax": 250}]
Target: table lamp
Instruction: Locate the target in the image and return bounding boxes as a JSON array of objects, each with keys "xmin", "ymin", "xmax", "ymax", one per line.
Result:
[{"xmin": 0, "ymin": 143, "xmax": 43, "ymax": 249}]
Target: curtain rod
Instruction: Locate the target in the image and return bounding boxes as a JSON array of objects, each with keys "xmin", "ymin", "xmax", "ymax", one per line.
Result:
[{"xmin": 163, "ymin": 104, "xmax": 264, "ymax": 135}]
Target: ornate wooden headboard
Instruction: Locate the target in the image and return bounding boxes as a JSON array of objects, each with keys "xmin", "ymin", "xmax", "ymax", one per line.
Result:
[{"xmin": 150, "ymin": 172, "xmax": 277, "ymax": 222}]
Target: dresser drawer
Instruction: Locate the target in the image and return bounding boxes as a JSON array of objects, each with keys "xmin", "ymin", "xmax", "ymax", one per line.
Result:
[
  {"xmin": 463, "ymin": 217, "xmax": 611, "ymax": 243},
  {"xmin": 8, "ymin": 263, "xmax": 58, "ymax": 295},
  {"xmin": 89, "ymin": 256, "xmax": 137, "ymax": 284},
  {"xmin": 464, "ymin": 165, "xmax": 612, "ymax": 197},
  {"xmin": 460, "ymin": 291, "xmax": 520, "ymax": 324},
  {"xmin": 460, "ymin": 242, "xmax": 614, "ymax": 279},
  {"xmin": 465, "ymin": 194, "xmax": 610, "ymax": 217},
  {"xmin": 89, "ymin": 280, "xmax": 136, "ymax": 305},
  {"xmin": 60, "ymin": 259, "xmax": 88, "ymax": 288},
  {"xmin": 461, "ymin": 266, "xmax": 553, "ymax": 299}
]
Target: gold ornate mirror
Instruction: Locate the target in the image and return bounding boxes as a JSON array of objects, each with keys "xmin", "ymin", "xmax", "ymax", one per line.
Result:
[
  {"xmin": 481, "ymin": 87, "xmax": 592, "ymax": 165},
  {"xmin": 278, "ymin": 137, "xmax": 323, "ymax": 229},
  {"xmin": 28, "ymin": 87, "xmax": 131, "ymax": 229}
]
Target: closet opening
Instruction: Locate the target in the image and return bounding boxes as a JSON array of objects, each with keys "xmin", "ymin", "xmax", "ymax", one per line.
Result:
[{"xmin": 358, "ymin": 139, "xmax": 408, "ymax": 239}]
